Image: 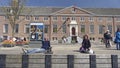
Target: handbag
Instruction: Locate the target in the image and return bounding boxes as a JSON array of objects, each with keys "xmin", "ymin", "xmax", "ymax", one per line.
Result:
[{"xmin": 88, "ymin": 49, "xmax": 94, "ymax": 54}]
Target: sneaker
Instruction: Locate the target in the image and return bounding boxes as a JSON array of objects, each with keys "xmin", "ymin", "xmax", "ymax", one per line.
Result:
[{"xmin": 22, "ymin": 48, "xmax": 27, "ymax": 54}]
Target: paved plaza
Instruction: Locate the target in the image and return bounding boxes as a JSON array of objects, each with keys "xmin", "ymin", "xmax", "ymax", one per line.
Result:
[{"xmin": 0, "ymin": 41, "xmax": 120, "ymax": 55}]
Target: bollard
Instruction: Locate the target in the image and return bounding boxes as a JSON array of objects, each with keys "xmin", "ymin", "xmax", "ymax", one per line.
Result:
[
  {"xmin": 45, "ymin": 55, "xmax": 51, "ymax": 68},
  {"xmin": 89, "ymin": 55, "xmax": 96, "ymax": 68},
  {"xmin": 111, "ymin": 55, "xmax": 118, "ymax": 68},
  {"xmin": 0, "ymin": 55, "xmax": 6, "ymax": 68},
  {"xmin": 22, "ymin": 55, "xmax": 29, "ymax": 68},
  {"xmin": 67, "ymin": 55, "xmax": 74, "ymax": 68}
]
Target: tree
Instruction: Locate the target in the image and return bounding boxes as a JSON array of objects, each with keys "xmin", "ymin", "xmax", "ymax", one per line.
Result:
[{"xmin": 2, "ymin": 0, "xmax": 27, "ymax": 37}]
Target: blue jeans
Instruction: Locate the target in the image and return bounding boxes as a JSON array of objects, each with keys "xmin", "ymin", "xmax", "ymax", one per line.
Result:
[
  {"xmin": 116, "ymin": 42, "xmax": 120, "ymax": 50},
  {"xmin": 26, "ymin": 48, "xmax": 46, "ymax": 54}
]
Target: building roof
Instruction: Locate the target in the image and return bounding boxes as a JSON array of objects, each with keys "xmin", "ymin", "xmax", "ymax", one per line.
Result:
[
  {"xmin": 84, "ymin": 8, "xmax": 120, "ymax": 16},
  {"xmin": 0, "ymin": 6, "xmax": 120, "ymax": 16}
]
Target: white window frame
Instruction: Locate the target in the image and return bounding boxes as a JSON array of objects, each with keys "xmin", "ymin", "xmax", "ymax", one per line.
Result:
[{"xmin": 80, "ymin": 17, "xmax": 85, "ymax": 22}]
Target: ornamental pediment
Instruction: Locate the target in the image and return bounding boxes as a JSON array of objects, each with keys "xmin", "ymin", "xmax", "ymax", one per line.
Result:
[{"xmin": 51, "ymin": 6, "xmax": 94, "ymax": 15}]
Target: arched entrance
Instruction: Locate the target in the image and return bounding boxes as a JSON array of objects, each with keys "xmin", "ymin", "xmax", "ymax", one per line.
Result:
[
  {"xmin": 71, "ymin": 27, "xmax": 77, "ymax": 43},
  {"xmin": 72, "ymin": 27, "xmax": 76, "ymax": 35}
]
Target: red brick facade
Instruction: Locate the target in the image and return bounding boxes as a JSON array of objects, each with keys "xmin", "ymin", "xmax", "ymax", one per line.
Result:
[{"xmin": 0, "ymin": 6, "xmax": 120, "ymax": 42}]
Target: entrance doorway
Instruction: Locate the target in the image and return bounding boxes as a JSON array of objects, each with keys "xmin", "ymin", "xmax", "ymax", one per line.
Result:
[
  {"xmin": 72, "ymin": 27, "xmax": 76, "ymax": 35},
  {"xmin": 71, "ymin": 27, "xmax": 77, "ymax": 43}
]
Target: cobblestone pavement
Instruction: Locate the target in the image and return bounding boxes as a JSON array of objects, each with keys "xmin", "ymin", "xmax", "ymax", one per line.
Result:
[{"xmin": 0, "ymin": 43, "xmax": 119, "ymax": 55}]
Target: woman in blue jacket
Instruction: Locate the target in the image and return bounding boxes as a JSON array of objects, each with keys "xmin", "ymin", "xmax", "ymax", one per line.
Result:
[{"xmin": 115, "ymin": 28, "xmax": 120, "ymax": 50}]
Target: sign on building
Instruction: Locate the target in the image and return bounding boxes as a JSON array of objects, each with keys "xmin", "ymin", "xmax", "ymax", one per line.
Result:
[{"xmin": 30, "ymin": 23, "xmax": 44, "ymax": 41}]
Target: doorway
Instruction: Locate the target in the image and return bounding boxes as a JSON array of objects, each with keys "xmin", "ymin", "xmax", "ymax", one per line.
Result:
[{"xmin": 71, "ymin": 27, "xmax": 77, "ymax": 43}]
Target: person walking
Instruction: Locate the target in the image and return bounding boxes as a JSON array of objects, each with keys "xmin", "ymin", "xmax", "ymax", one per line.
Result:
[
  {"xmin": 104, "ymin": 30, "xmax": 112, "ymax": 48},
  {"xmin": 115, "ymin": 28, "xmax": 120, "ymax": 50}
]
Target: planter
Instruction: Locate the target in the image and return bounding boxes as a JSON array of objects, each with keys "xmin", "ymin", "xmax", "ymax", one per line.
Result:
[
  {"xmin": 2, "ymin": 44, "xmax": 14, "ymax": 47},
  {"xmin": 16, "ymin": 44, "xmax": 23, "ymax": 46}
]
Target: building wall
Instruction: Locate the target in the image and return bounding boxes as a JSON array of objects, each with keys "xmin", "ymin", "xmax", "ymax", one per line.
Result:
[{"xmin": 0, "ymin": 14, "xmax": 120, "ymax": 41}]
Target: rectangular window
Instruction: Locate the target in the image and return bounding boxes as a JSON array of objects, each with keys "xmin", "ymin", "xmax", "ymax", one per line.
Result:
[
  {"xmin": 26, "ymin": 16, "xmax": 30, "ymax": 20},
  {"xmin": 34, "ymin": 16, "xmax": 39, "ymax": 20},
  {"xmin": 14, "ymin": 24, "xmax": 19, "ymax": 33},
  {"xmin": 71, "ymin": 17, "xmax": 76, "ymax": 20},
  {"xmin": 62, "ymin": 24, "xmax": 66, "ymax": 33},
  {"xmin": 107, "ymin": 25, "xmax": 112, "ymax": 33},
  {"xmin": 117, "ymin": 25, "xmax": 120, "ymax": 29},
  {"xmin": 89, "ymin": 17, "xmax": 94, "ymax": 22},
  {"xmin": 107, "ymin": 17, "xmax": 112, "ymax": 22},
  {"xmin": 99, "ymin": 25, "xmax": 104, "ymax": 34},
  {"xmin": 53, "ymin": 16, "xmax": 57, "ymax": 20},
  {"xmin": 98, "ymin": 17, "xmax": 103, "ymax": 22},
  {"xmin": 5, "ymin": 16, "xmax": 9, "ymax": 19},
  {"xmin": 44, "ymin": 17, "xmax": 48, "ymax": 20},
  {"xmin": 62, "ymin": 16, "xmax": 66, "ymax": 21},
  {"xmin": 90, "ymin": 25, "xmax": 94, "ymax": 34},
  {"xmin": 81, "ymin": 25, "xmax": 85, "ymax": 33},
  {"xmin": 116, "ymin": 17, "xmax": 120, "ymax": 22},
  {"xmin": 24, "ymin": 24, "xmax": 30, "ymax": 33},
  {"xmin": 44, "ymin": 25, "xmax": 49, "ymax": 33},
  {"xmin": 16, "ymin": 16, "xmax": 19, "ymax": 20},
  {"xmin": 3, "ymin": 24, "xmax": 8, "ymax": 33},
  {"xmin": 80, "ymin": 17, "xmax": 85, "ymax": 22},
  {"xmin": 53, "ymin": 24, "xmax": 57, "ymax": 33}
]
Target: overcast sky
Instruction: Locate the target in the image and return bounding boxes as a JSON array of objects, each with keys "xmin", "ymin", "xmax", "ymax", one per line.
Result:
[{"xmin": 0, "ymin": 0, "xmax": 120, "ymax": 8}]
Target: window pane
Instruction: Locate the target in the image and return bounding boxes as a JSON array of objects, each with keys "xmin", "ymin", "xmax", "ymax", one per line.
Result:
[
  {"xmin": 3, "ymin": 24, "xmax": 8, "ymax": 33},
  {"xmin": 34, "ymin": 16, "xmax": 39, "ymax": 20},
  {"xmin": 98, "ymin": 17, "xmax": 103, "ymax": 22},
  {"xmin": 53, "ymin": 24, "xmax": 57, "ymax": 33},
  {"xmin": 53, "ymin": 16, "xmax": 57, "ymax": 20},
  {"xmin": 71, "ymin": 17, "xmax": 76, "ymax": 20},
  {"xmin": 107, "ymin": 25, "xmax": 112, "ymax": 33},
  {"xmin": 24, "ymin": 24, "xmax": 29, "ymax": 33},
  {"xmin": 15, "ymin": 24, "xmax": 19, "ymax": 33},
  {"xmin": 107, "ymin": 17, "xmax": 112, "ymax": 22},
  {"xmin": 62, "ymin": 24, "xmax": 66, "ymax": 33},
  {"xmin": 99, "ymin": 25, "xmax": 104, "ymax": 34},
  {"xmin": 89, "ymin": 17, "xmax": 94, "ymax": 21},
  {"xmin": 26, "ymin": 16, "xmax": 30, "ymax": 20},
  {"xmin": 116, "ymin": 17, "xmax": 120, "ymax": 21},
  {"xmin": 44, "ymin": 25, "xmax": 49, "ymax": 33},
  {"xmin": 117, "ymin": 25, "xmax": 120, "ymax": 30},
  {"xmin": 81, "ymin": 25, "xmax": 85, "ymax": 33},
  {"xmin": 44, "ymin": 17, "xmax": 48, "ymax": 20},
  {"xmin": 80, "ymin": 17, "xmax": 85, "ymax": 21},
  {"xmin": 62, "ymin": 17, "xmax": 66, "ymax": 21},
  {"xmin": 90, "ymin": 25, "xmax": 94, "ymax": 34}
]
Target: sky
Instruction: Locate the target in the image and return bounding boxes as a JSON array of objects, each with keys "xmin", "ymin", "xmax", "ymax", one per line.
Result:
[{"xmin": 0, "ymin": 0, "xmax": 120, "ymax": 8}]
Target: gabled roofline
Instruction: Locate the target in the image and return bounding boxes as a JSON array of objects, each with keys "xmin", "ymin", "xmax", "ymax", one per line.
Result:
[{"xmin": 51, "ymin": 5, "xmax": 95, "ymax": 15}]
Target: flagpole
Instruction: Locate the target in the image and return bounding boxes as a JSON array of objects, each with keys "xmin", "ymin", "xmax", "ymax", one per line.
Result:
[{"xmin": 57, "ymin": 18, "xmax": 70, "ymax": 32}]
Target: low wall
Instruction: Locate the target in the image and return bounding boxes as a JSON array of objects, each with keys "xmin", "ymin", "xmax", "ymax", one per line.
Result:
[{"xmin": 0, "ymin": 54, "xmax": 119, "ymax": 68}]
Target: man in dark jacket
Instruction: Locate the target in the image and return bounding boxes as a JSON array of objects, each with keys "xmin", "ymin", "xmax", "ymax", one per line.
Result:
[{"xmin": 104, "ymin": 30, "xmax": 111, "ymax": 48}]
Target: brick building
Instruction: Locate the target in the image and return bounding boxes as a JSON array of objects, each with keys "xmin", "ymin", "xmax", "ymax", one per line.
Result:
[{"xmin": 0, "ymin": 6, "xmax": 120, "ymax": 43}]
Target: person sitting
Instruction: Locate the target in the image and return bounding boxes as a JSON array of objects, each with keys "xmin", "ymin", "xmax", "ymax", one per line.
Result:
[
  {"xmin": 80, "ymin": 34, "xmax": 91, "ymax": 53},
  {"xmin": 22, "ymin": 39, "xmax": 52, "ymax": 54}
]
